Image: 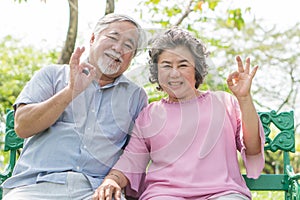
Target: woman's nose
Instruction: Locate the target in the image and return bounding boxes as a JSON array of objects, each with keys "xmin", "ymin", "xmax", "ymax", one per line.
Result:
[{"xmin": 170, "ymin": 68, "xmax": 180, "ymax": 77}]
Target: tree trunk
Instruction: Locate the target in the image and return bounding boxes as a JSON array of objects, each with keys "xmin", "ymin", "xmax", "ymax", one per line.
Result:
[
  {"xmin": 57, "ymin": 0, "xmax": 78, "ymax": 64},
  {"xmin": 105, "ymin": 0, "xmax": 114, "ymax": 15}
]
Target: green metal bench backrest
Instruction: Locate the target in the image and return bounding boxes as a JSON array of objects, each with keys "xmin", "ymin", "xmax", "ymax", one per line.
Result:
[
  {"xmin": 260, "ymin": 110, "xmax": 295, "ymax": 153},
  {"xmin": 243, "ymin": 110, "xmax": 296, "ymax": 200}
]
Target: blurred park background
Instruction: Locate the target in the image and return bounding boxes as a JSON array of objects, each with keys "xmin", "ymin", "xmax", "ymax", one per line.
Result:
[{"xmin": 0, "ymin": 0, "xmax": 299, "ymax": 199}]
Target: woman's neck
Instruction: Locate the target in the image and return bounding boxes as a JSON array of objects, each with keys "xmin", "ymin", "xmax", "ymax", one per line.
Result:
[{"xmin": 168, "ymin": 90, "xmax": 202, "ymax": 103}]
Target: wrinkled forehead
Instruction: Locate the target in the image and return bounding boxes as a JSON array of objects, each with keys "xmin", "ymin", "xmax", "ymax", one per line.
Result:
[
  {"xmin": 97, "ymin": 22, "xmax": 139, "ymax": 44},
  {"xmin": 157, "ymin": 46, "xmax": 195, "ymax": 63},
  {"xmin": 159, "ymin": 46, "xmax": 192, "ymax": 57}
]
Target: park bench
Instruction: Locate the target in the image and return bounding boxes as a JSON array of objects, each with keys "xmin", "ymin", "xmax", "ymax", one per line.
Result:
[
  {"xmin": 0, "ymin": 109, "xmax": 24, "ymax": 199},
  {"xmin": 0, "ymin": 109, "xmax": 299, "ymax": 199},
  {"xmin": 242, "ymin": 110, "xmax": 300, "ymax": 200}
]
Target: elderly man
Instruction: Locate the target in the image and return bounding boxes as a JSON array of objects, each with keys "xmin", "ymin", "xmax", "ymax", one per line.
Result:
[{"xmin": 2, "ymin": 13, "xmax": 148, "ymax": 200}]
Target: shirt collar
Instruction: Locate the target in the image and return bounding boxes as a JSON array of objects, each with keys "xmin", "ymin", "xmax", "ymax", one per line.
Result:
[{"xmin": 92, "ymin": 74, "xmax": 130, "ymax": 90}]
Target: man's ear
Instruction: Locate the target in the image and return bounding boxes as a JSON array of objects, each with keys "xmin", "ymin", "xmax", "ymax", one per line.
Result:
[{"xmin": 90, "ymin": 33, "xmax": 95, "ymax": 46}]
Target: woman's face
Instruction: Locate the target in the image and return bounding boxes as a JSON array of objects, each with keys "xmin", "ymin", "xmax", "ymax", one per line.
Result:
[{"xmin": 157, "ymin": 46, "xmax": 198, "ymax": 102}]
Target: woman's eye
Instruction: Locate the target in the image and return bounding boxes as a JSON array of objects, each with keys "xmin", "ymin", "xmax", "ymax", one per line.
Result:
[{"xmin": 179, "ymin": 64, "xmax": 188, "ymax": 68}]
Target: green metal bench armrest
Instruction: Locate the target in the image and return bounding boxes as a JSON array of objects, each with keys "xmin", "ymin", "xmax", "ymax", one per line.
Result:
[
  {"xmin": 0, "ymin": 109, "xmax": 24, "ymax": 199},
  {"xmin": 286, "ymin": 163, "xmax": 300, "ymax": 200},
  {"xmin": 286, "ymin": 165, "xmax": 300, "ymax": 181},
  {"xmin": 0, "ymin": 165, "xmax": 13, "ymax": 183},
  {"xmin": 287, "ymin": 183, "xmax": 300, "ymax": 200}
]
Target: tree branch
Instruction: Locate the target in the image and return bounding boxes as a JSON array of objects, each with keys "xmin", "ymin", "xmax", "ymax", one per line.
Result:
[
  {"xmin": 174, "ymin": 0, "xmax": 194, "ymax": 26},
  {"xmin": 105, "ymin": 0, "xmax": 115, "ymax": 15},
  {"xmin": 57, "ymin": 0, "xmax": 78, "ymax": 64},
  {"xmin": 277, "ymin": 67, "xmax": 295, "ymax": 112}
]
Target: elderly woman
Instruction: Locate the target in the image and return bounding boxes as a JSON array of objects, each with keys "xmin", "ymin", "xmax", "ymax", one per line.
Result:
[{"xmin": 93, "ymin": 27, "xmax": 265, "ymax": 200}]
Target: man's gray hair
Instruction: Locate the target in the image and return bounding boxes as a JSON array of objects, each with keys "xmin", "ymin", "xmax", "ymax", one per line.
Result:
[{"xmin": 93, "ymin": 13, "xmax": 145, "ymax": 56}]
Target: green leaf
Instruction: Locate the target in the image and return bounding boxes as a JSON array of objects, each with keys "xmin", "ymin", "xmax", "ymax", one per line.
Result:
[{"xmin": 208, "ymin": 0, "xmax": 220, "ymax": 10}]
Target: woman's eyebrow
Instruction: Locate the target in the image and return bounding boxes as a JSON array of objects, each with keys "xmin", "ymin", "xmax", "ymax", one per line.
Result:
[
  {"xmin": 160, "ymin": 60, "xmax": 171, "ymax": 64},
  {"xmin": 178, "ymin": 59, "xmax": 189, "ymax": 63}
]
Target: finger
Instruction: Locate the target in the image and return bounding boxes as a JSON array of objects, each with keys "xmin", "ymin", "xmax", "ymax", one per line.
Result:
[
  {"xmin": 92, "ymin": 192, "xmax": 97, "ymax": 200},
  {"xmin": 99, "ymin": 188, "xmax": 105, "ymax": 200},
  {"xmin": 114, "ymin": 189, "xmax": 122, "ymax": 200},
  {"xmin": 250, "ymin": 65, "xmax": 259, "ymax": 78},
  {"xmin": 88, "ymin": 67, "xmax": 97, "ymax": 80},
  {"xmin": 93, "ymin": 188, "xmax": 105, "ymax": 200},
  {"xmin": 73, "ymin": 60, "xmax": 93, "ymax": 76},
  {"xmin": 70, "ymin": 47, "xmax": 85, "ymax": 66},
  {"xmin": 81, "ymin": 62, "xmax": 97, "ymax": 79},
  {"xmin": 92, "ymin": 189, "xmax": 100, "ymax": 200},
  {"xmin": 79, "ymin": 47, "xmax": 85, "ymax": 58},
  {"xmin": 227, "ymin": 71, "xmax": 239, "ymax": 87},
  {"xmin": 105, "ymin": 187, "xmax": 113, "ymax": 200},
  {"xmin": 244, "ymin": 57, "xmax": 250, "ymax": 74},
  {"xmin": 227, "ymin": 75, "xmax": 234, "ymax": 87},
  {"xmin": 81, "ymin": 62, "xmax": 96, "ymax": 74},
  {"xmin": 69, "ymin": 48, "xmax": 79, "ymax": 66},
  {"xmin": 235, "ymin": 55, "xmax": 244, "ymax": 73},
  {"xmin": 227, "ymin": 71, "xmax": 239, "ymax": 81}
]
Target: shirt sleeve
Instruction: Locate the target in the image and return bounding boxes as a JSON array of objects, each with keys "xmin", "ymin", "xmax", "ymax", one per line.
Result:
[
  {"xmin": 113, "ymin": 110, "xmax": 151, "ymax": 197},
  {"xmin": 13, "ymin": 65, "xmax": 58, "ymax": 110},
  {"xmin": 233, "ymin": 96, "xmax": 265, "ymax": 179},
  {"xmin": 242, "ymin": 121, "xmax": 265, "ymax": 179}
]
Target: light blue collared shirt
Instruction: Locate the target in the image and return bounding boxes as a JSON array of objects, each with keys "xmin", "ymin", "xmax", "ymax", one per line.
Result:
[{"xmin": 2, "ymin": 64, "xmax": 148, "ymax": 190}]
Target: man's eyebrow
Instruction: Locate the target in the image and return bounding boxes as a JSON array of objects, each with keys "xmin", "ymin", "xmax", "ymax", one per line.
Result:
[{"xmin": 107, "ymin": 30, "xmax": 119, "ymax": 36}]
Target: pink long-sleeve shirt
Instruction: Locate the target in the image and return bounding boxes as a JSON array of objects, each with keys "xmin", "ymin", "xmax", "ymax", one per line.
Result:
[{"xmin": 114, "ymin": 91, "xmax": 265, "ymax": 199}]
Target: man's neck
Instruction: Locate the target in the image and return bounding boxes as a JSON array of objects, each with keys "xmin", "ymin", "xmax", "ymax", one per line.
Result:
[
  {"xmin": 97, "ymin": 72, "xmax": 119, "ymax": 87},
  {"xmin": 98, "ymin": 78, "xmax": 115, "ymax": 87}
]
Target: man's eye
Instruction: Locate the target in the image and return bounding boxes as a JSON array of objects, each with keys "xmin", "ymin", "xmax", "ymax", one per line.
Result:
[
  {"xmin": 124, "ymin": 43, "xmax": 133, "ymax": 50},
  {"xmin": 107, "ymin": 35, "xmax": 117, "ymax": 40}
]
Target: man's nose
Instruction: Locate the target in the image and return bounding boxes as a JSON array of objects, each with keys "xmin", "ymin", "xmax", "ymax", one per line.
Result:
[{"xmin": 112, "ymin": 42, "xmax": 123, "ymax": 53}]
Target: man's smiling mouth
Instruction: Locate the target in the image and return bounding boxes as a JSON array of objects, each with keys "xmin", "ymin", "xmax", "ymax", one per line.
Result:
[{"xmin": 105, "ymin": 52, "xmax": 122, "ymax": 63}]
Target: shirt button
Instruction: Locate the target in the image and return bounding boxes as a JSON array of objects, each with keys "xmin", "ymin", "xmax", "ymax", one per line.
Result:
[{"xmin": 76, "ymin": 166, "xmax": 80, "ymax": 170}]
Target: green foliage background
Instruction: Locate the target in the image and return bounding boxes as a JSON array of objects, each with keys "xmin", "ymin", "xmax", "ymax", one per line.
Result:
[
  {"xmin": 0, "ymin": 36, "xmax": 59, "ymax": 169},
  {"xmin": 0, "ymin": 36, "xmax": 59, "ymax": 118}
]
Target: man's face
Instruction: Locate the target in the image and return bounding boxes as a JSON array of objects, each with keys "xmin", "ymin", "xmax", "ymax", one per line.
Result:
[{"xmin": 89, "ymin": 21, "xmax": 139, "ymax": 79}]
